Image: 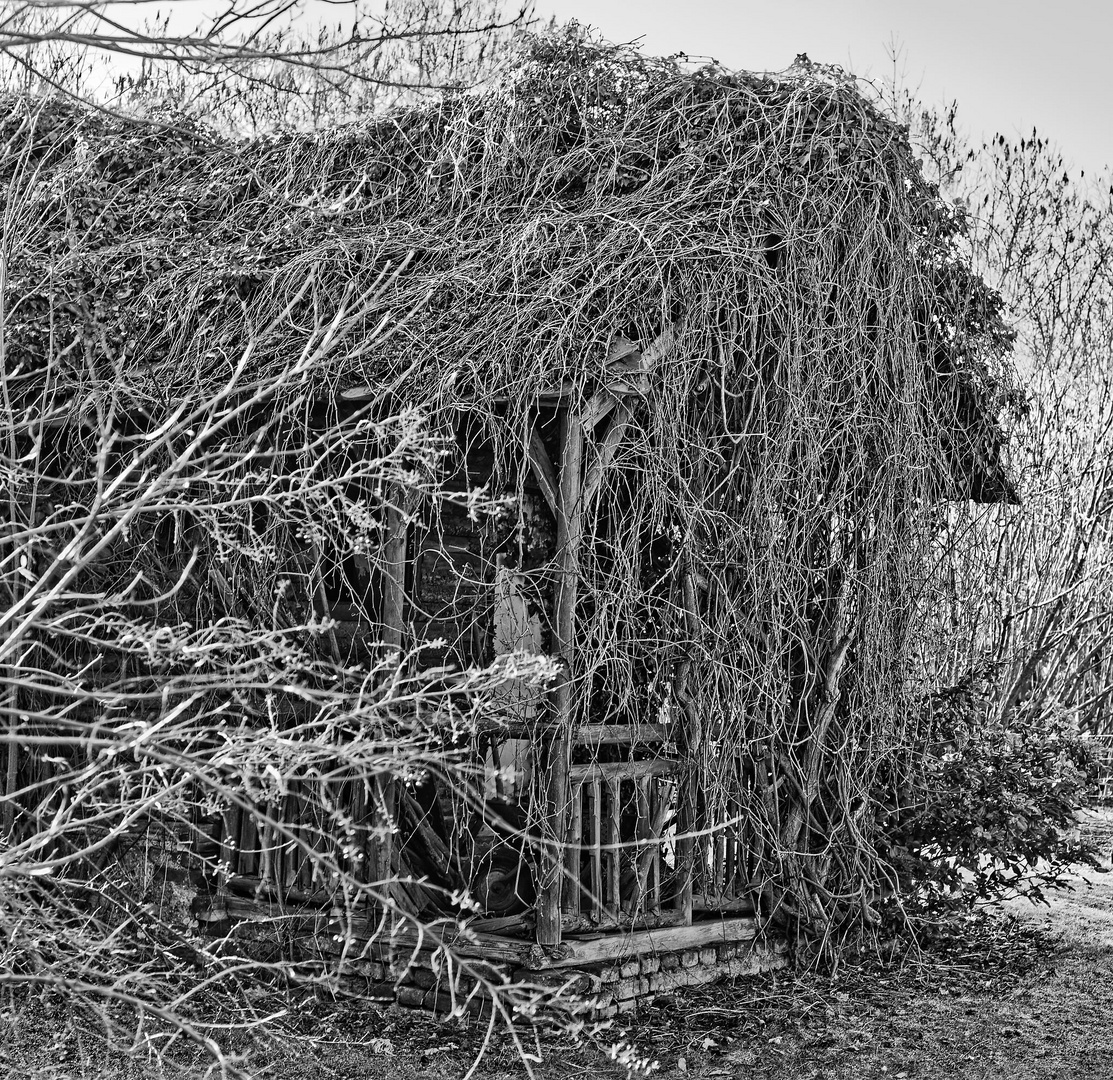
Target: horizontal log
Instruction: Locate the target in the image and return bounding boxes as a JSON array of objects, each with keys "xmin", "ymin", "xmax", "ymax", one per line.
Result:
[
  {"xmin": 396, "ymin": 984, "xmax": 491, "ymax": 1016},
  {"xmin": 225, "ymin": 874, "xmax": 345, "ymax": 908},
  {"xmin": 536, "ymin": 915, "xmax": 760, "ymax": 969},
  {"xmin": 573, "ymin": 723, "xmax": 672, "ymax": 747},
  {"xmin": 467, "ymin": 913, "xmax": 534, "ymax": 935},
  {"xmin": 207, "ymin": 894, "xmax": 539, "ymax": 965},
  {"xmin": 205, "ymin": 886, "xmax": 754, "ymax": 974},
  {"xmin": 569, "ymin": 758, "xmax": 679, "ymax": 782},
  {"xmin": 356, "ymin": 927, "xmax": 537, "ymax": 966}
]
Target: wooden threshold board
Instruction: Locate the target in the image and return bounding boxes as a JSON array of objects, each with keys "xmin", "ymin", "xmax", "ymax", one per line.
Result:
[{"xmin": 537, "ymin": 915, "xmax": 760, "ymax": 969}]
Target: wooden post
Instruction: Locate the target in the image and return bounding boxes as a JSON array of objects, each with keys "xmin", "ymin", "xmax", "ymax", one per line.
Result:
[
  {"xmin": 259, "ymin": 802, "xmax": 279, "ymax": 892},
  {"xmin": 589, "ymin": 778, "xmax": 602, "ymax": 914},
  {"xmin": 371, "ymin": 775, "xmax": 395, "ymax": 909},
  {"xmin": 381, "ymin": 487, "xmax": 408, "ymax": 653},
  {"xmin": 564, "ymin": 782, "xmax": 583, "ymax": 916},
  {"xmin": 673, "ymin": 558, "xmax": 702, "ymax": 924},
  {"xmin": 536, "ymin": 407, "xmax": 582, "ymax": 947},
  {"xmin": 724, "ymin": 802, "xmax": 737, "ymax": 898},
  {"xmin": 605, "ymin": 776, "xmax": 621, "ymax": 914}
]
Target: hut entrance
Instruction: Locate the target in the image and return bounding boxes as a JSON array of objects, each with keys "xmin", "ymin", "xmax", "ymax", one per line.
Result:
[
  {"xmin": 201, "ymin": 331, "xmax": 756, "ymax": 952},
  {"xmin": 395, "ymin": 386, "xmax": 695, "ymax": 946}
]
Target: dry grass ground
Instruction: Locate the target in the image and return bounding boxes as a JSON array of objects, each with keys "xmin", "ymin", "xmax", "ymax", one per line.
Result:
[{"xmin": 5, "ymin": 813, "xmax": 1113, "ymax": 1080}]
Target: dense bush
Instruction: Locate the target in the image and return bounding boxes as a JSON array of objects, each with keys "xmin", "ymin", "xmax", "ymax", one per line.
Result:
[{"xmin": 877, "ymin": 669, "xmax": 1100, "ymax": 911}]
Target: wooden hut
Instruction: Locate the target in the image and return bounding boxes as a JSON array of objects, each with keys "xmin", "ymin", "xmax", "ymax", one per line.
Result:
[{"xmin": 0, "ymin": 33, "xmax": 1017, "ymax": 1011}]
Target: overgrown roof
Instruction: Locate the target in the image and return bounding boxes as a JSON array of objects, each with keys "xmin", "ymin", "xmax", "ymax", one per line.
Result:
[{"xmin": 3, "ymin": 28, "xmax": 1015, "ymax": 500}]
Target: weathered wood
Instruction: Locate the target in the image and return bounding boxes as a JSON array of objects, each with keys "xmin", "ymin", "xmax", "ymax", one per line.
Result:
[
  {"xmin": 573, "ymin": 723, "xmax": 671, "ymax": 747},
  {"xmin": 630, "ymin": 777, "xmax": 651, "ymax": 912},
  {"xmin": 640, "ymin": 325, "xmax": 677, "ymax": 367},
  {"xmin": 569, "ymin": 758, "xmax": 679, "ymax": 782},
  {"xmin": 673, "ymin": 557, "xmax": 702, "ymax": 922},
  {"xmin": 579, "ymin": 326, "xmax": 676, "ymax": 432},
  {"xmin": 370, "ymin": 776, "xmax": 394, "ymax": 891},
  {"xmin": 467, "ymin": 912, "xmax": 534, "ymax": 935},
  {"xmin": 581, "ymin": 402, "xmax": 632, "ymax": 510},
  {"xmin": 214, "ymin": 893, "xmax": 539, "ymax": 964},
  {"xmin": 564, "ymin": 782, "xmax": 583, "ymax": 916},
  {"xmin": 237, "ymin": 809, "xmax": 258, "ymax": 877},
  {"xmin": 537, "ymin": 406, "xmax": 583, "ymax": 947},
  {"xmin": 649, "ymin": 781, "xmax": 662, "ymax": 913},
  {"xmin": 580, "ymin": 388, "xmax": 621, "ymax": 432},
  {"xmin": 537, "ymin": 915, "xmax": 760, "ymax": 968},
  {"xmin": 588, "ymin": 778, "xmax": 602, "ymax": 915},
  {"xmin": 724, "ymin": 811, "xmax": 737, "ymax": 893},
  {"xmin": 381, "ymin": 490, "xmax": 408, "ymax": 652},
  {"xmin": 713, "ymin": 833, "xmax": 726, "ymax": 897},
  {"xmin": 283, "ymin": 791, "xmax": 301, "ymax": 888},
  {"xmin": 258, "ymin": 802, "xmax": 280, "ymax": 891},
  {"xmin": 219, "ymin": 804, "xmax": 241, "ymax": 876},
  {"xmin": 605, "ymin": 775, "xmax": 621, "ymax": 913},
  {"xmin": 226, "ymin": 874, "xmax": 336, "ymax": 907},
  {"xmin": 526, "ymin": 423, "xmax": 560, "ymax": 519},
  {"xmin": 396, "ymin": 985, "xmax": 491, "ymax": 1017}
]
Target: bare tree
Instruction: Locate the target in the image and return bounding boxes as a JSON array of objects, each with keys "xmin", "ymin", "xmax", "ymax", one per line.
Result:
[
  {"xmin": 0, "ymin": 4, "xmax": 550, "ymax": 1074},
  {"xmin": 0, "ymin": 0, "xmax": 535, "ymax": 125},
  {"xmin": 905, "ymin": 95, "xmax": 1113, "ymax": 735}
]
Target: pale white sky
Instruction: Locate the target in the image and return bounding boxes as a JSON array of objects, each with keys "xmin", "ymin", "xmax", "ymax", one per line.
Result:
[
  {"xmin": 147, "ymin": 0, "xmax": 1111, "ymax": 177},
  {"xmin": 542, "ymin": 0, "xmax": 1111, "ymax": 178}
]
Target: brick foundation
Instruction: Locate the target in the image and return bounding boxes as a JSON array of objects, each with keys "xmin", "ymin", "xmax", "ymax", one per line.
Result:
[{"xmin": 196, "ymin": 895, "xmax": 787, "ymax": 1021}]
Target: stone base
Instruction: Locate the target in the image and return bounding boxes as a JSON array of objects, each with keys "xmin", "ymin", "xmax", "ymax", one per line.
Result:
[{"xmin": 195, "ymin": 898, "xmax": 787, "ymax": 1021}]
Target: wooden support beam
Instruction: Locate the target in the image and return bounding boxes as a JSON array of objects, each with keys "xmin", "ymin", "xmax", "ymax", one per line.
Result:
[
  {"xmin": 214, "ymin": 894, "xmax": 540, "ymax": 965},
  {"xmin": 220, "ymin": 804, "xmax": 241, "ymax": 878},
  {"xmin": 237, "ymin": 807, "xmax": 258, "ymax": 877},
  {"xmin": 630, "ymin": 777, "xmax": 651, "ymax": 912},
  {"xmin": 581, "ymin": 403, "xmax": 632, "ymax": 511},
  {"xmin": 258, "ymin": 802, "xmax": 279, "ymax": 892},
  {"xmin": 573, "ymin": 723, "xmax": 671, "ymax": 747},
  {"xmin": 580, "ymin": 388, "xmax": 620, "ymax": 432},
  {"xmin": 381, "ymin": 489, "xmax": 408, "ymax": 653},
  {"xmin": 526, "ymin": 423, "xmax": 560, "ymax": 520},
  {"xmin": 570, "ymin": 758, "xmax": 679, "ymax": 782},
  {"xmin": 589, "ymin": 778, "xmax": 602, "ymax": 916},
  {"xmin": 563, "ymin": 783, "xmax": 583, "ymax": 916},
  {"xmin": 605, "ymin": 775, "xmax": 621, "ymax": 913},
  {"xmin": 580, "ymin": 325, "xmax": 676, "ymax": 433},
  {"xmin": 536, "ymin": 406, "xmax": 583, "ymax": 947},
  {"xmin": 673, "ymin": 557, "xmax": 703, "ymax": 924},
  {"xmin": 724, "ymin": 808, "xmax": 737, "ymax": 895}
]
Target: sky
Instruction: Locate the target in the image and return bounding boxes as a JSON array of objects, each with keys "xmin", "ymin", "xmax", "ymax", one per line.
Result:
[
  {"xmin": 539, "ymin": 0, "xmax": 1111, "ymax": 178},
  {"xmin": 136, "ymin": 0, "xmax": 1110, "ymax": 179}
]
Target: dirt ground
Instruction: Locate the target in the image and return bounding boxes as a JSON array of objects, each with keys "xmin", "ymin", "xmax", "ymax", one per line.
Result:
[{"xmin": 5, "ymin": 814, "xmax": 1113, "ymax": 1080}]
